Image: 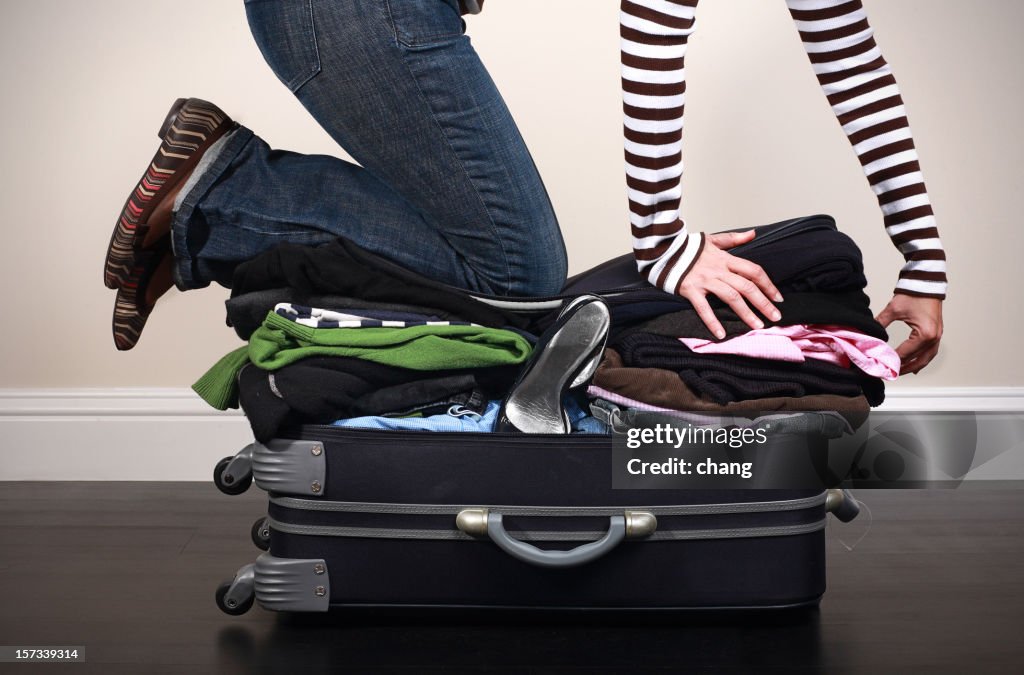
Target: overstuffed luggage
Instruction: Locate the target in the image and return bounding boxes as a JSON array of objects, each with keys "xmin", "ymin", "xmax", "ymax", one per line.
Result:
[{"xmin": 209, "ymin": 214, "xmax": 871, "ymax": 615}]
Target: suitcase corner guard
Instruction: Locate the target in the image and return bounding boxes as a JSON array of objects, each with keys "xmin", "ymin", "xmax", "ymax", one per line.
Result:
[
  {"xmin": 252, "ymin": 439, "xmax": 327, "ymax": 497},
  {"xmin": 254, "ymin": 553, "xmax": 331, "ymax": 612}
]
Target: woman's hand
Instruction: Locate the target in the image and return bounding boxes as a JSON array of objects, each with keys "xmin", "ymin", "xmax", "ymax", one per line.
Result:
[
  {"xmin": 875, "ymin": 294, "xmax": 944, "ymax": 375},
  {"xmin": 676, "ymin": 230, "xmax": 783, "ymax": 339}
]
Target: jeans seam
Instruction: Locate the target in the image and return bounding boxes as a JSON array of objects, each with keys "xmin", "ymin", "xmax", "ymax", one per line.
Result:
[
  {"xmin": 404, "ymin": 52, "xmax": 513, "ymax": 294},
  {"xmin": 288, "ymin": 0, "xmax": 323, "ymax": 93},
  {"xmin": 380, "ymin": 2, "xmax": 512, "ymax": 294}
]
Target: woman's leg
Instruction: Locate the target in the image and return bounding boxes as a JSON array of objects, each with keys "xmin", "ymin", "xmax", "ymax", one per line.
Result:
[{"xmin": 172, "ymin": 0, "xmax": 567, "ymax": 297}]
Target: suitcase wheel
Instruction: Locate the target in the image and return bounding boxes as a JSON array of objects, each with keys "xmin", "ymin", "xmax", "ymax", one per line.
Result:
[
  {"xmin": 250, "ymin": 517, "xmax": 271, "ymax": 551},
  {"xmin": 213, "ymin": 454, "xmax": 253, "ymax": 496},
  {"xmin": 215, "ymin": 564, "xmax": 256, "ymax": 616}
]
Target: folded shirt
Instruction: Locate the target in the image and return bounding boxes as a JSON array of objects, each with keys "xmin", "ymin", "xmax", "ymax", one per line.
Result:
[
  {"xmin": 193, "ymin": 311, "xmax": 533, "ymax": 410},
  {"xmin": 237, "ymin": 357, "xmax": 505, "ymax": 442},
  {"xmin": 589, "ymin": 349, "xmax": 871, "ymax": 429},
  {"xmin": 614, "ymin": 332, "xmax": 884, "ymax": 406},
  {"xmin": 248, "ymin": 311, "xmax": 532, "ymax": 371},
  {"xmin": 679, "ymin": 324, "xmax": 900, "ymax": 380}
]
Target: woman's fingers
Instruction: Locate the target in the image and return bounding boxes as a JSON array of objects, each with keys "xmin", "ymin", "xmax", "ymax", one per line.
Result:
[
  {"xmin": 705, "ymin": 278, "xmax": 765, "ymax": 331},
  {"xmin": 723, "ymin": 272, "xmax": 781, "ymax": 322},
  {"xmin": 707, "ymin": 229, "xmax": 756, "ymax": 250},
  {"xmin": 727, "ymin": 257, "xmax": 783, "ymax": 304},
  {"xmin": 896, "ymin": 329, "xmax": 941, "ymax": 374},
  {"xmin": 676, "ymin": 238, "xmax": 785, "ymax": 336},
  {"xmin": 900, "ymin": 344, "xmax": 940, "ymax": 375},
  {"xmin": 682, "ymin": 289, "xmax": 727, "ymax": 340}
]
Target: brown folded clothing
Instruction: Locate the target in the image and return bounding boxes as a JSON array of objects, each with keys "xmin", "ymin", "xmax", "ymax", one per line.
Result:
[{"xmin": 593, "ymin": 349, "xmax": 870, "ymax": 428}]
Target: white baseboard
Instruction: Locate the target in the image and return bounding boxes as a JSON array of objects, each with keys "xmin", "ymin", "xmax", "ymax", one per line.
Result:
[
  {"xmin": 1, "ymin": 387, "xmax": 1023, "ymax": 481},
  {"xmin": 0, "ymin": 389, "xmax": 249, "ymax": 481},
  {"xmin": 875, "ymin": 386, "xmax": 1024, "ymax": 412}
]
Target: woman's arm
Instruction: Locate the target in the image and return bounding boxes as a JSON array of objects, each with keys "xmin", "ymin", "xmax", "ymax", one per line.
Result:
[
  {"xmin": 785, "ymin": 0, "xmax": 947, "ymax": 299},
  {"xmin": 620, "ymin": 0, "xmax": 782, "ymax": 338},
  {"xmin": 620, "ymin": 0, "xmax": 702, "ymax": 292}
]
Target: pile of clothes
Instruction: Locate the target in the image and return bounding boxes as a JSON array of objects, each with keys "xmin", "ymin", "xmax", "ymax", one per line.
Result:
[
  {"xmin": 191, "ymin": 237, "xmax": 606, "ymax": 440},
  {"xmin": 192, "ymin": 217, "xmax": 895, "ymax": 439},
  {"xmin": 585, "ymin": 218, "xmax": 897, "ymax": 432}
]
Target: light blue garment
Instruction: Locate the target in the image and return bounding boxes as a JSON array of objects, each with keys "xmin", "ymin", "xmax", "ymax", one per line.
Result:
[
  {"xmin": 566, "ymin": 396, "xmax": 610, "ymax": 434},
  {"xmin": 171, "ymin": 0, "xmax": 567, "ymax": 296},
  {"xmin": 333, "ymin": 401, "xmax": 502, "ymax": 433},
  {"xmin": 333, "ymin": 398, "xmax": 609, "ymax": 434},
  {"xmin": 572, "ymin": 414, "xmax": 612, "ymax": 435}
]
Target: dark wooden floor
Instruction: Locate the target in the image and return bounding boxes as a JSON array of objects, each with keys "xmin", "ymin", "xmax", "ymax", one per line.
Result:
[{"xmin": 0, "ymin": 483, "xmax": 1021, "ymax": 674}]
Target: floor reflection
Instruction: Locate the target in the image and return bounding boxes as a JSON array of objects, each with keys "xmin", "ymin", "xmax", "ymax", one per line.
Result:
[{"xmin": 216, "ymin": 606, "xmax": 829, "ymax": 673}]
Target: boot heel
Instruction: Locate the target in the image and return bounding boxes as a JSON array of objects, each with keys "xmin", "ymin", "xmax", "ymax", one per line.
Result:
[{"xmin": 157, "ymin": 98, "xmax": 189, "ymax": 138}]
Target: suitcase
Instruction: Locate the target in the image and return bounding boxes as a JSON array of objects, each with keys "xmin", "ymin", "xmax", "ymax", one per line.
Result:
[
  {"xmin": 213, "ymin": 426, "xmax": 858, "ymax": 614},
  {"xmin": 211, "ymin": 214, "xmax": 862, "ymax": 614}
]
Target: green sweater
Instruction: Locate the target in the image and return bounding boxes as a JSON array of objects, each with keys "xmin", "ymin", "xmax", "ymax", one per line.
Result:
[{"xmin": 193, "ymin": 311, "xmax": 532, "ymax": 410}]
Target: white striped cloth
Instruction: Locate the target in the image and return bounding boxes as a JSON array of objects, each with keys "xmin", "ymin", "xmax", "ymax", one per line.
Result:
[
  {"xmin": 621, "ymin": 0, "xmax": 947, "ymax": 299},
  {"xmin": 274, "ymin": 304, "xmax": 479, "ymax": 329}
]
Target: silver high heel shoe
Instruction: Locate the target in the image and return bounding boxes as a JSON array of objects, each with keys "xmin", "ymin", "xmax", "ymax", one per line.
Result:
[{"xmin": 496, "ymin": 295, "xmax": 611, "ymax": 434}]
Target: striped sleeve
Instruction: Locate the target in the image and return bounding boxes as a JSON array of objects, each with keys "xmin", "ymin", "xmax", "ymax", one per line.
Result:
[
  {"xmin": 620, "ymin": 0, "xmax": 706, "ymax": 295},
  {"xmin": 786, "ymin": 0, "xmax": 947, "ymax": 299}
]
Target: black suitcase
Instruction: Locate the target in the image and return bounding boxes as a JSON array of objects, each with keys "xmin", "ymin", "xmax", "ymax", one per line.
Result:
[
  {"xmin": 214, "ymin": 426, "xmax": 856, "ymax": 615},
  {"xmin": 211, "ymin": 215, "xmax": 862, "ymax": 614}
]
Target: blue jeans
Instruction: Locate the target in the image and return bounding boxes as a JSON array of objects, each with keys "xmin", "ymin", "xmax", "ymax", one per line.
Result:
[{"xmin": 171, "ymin": 0, "xmax": 568, "ymax": 297}]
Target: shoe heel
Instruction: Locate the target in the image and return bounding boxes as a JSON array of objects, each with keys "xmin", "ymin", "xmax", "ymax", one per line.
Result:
[
  {"xmin": 569, "ymin": 350, "xmax": 603, "ymax": 390},
  {"xmin": 566, "ymin": 302, "xmax": 610, "ymax": 389},
  {"xmin": 158, "ymin": 98, "xmax": 189, "ymax": 139}
]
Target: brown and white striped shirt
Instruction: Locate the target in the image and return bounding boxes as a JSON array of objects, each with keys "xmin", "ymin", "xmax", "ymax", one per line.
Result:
[{"xmin": 621, "ymin": 0, "xmax": 947, "ymax": 299}]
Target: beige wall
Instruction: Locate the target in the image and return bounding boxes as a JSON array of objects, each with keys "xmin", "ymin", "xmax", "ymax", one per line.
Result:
[{"xmin": 0, "ymin": 0, "xmax": 1018, "ymax": 389}]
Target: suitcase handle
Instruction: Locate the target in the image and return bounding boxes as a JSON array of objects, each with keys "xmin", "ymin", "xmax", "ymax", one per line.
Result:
[{"xmin": 456, "ymin": 509, "xmax": 657, "ymax": 569}]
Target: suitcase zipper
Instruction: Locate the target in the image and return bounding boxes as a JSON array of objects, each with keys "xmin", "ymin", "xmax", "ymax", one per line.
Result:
[
  {"xmin": 268, "ymin": 492, "xmax": 828, "ymax": 516},
  {"xmin": 265, "ymin": 516, "xmax": 826, "ymax": 542}
]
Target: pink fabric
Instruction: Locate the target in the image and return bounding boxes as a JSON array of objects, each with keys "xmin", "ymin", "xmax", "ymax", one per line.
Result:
[
  {"xmin": 588, "ymin": 386, "xmax": 720, "ymax": 420},
  {"xmin": 679, "ymin": 324, "xmax": 900, "ymax": 381}
]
